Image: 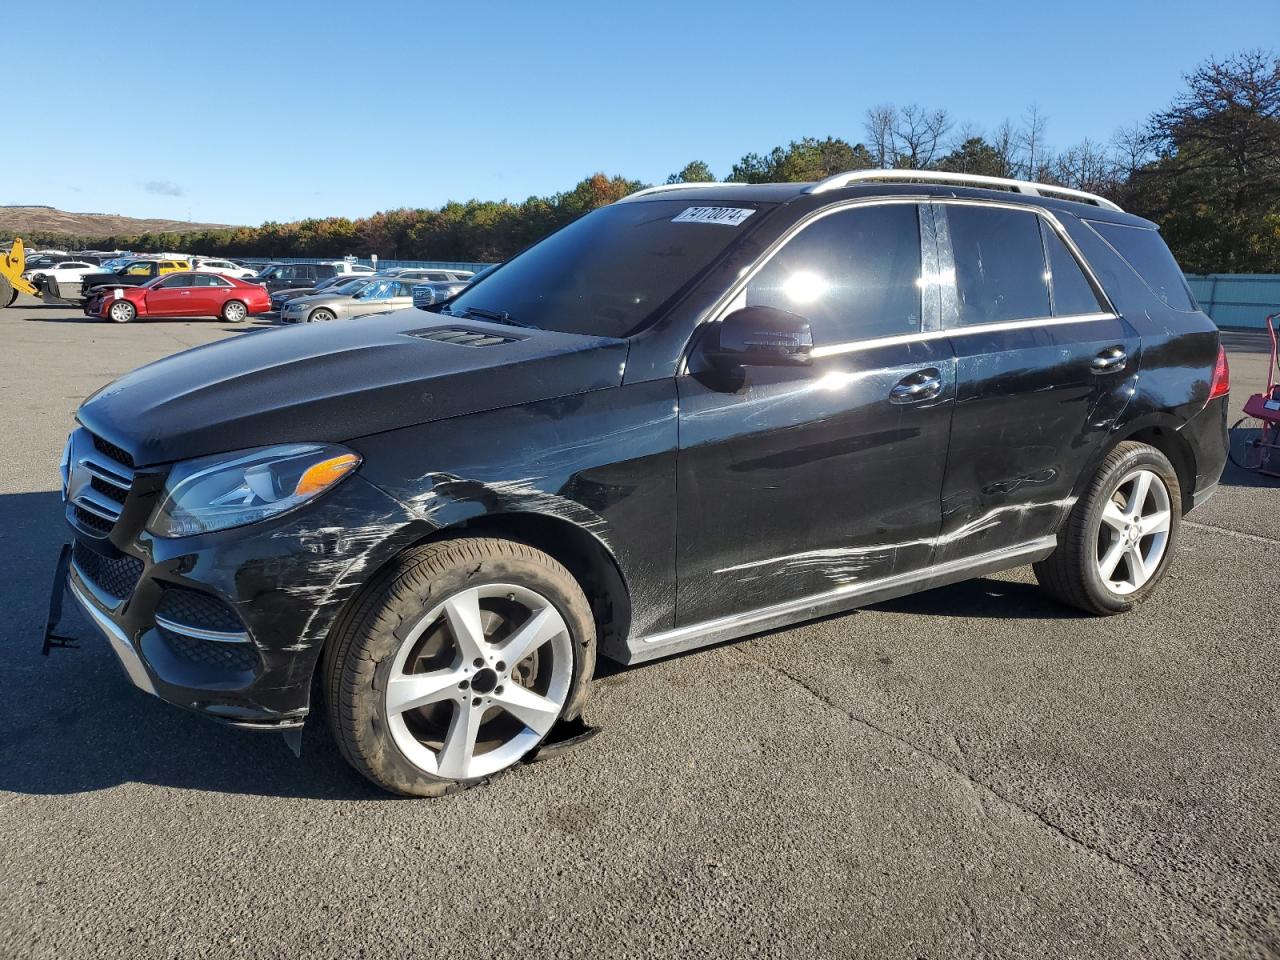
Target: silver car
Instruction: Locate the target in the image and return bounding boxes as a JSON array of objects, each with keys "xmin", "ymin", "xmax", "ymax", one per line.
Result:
[{"xmin": 280, "ymin": 277, "xmax": 418, "ymax": 323}]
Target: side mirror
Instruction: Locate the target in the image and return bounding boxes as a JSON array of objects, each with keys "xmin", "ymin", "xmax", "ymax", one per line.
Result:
[{"xmin": 711, "ymin": 305, "xmax": 813, "ymax": 367}]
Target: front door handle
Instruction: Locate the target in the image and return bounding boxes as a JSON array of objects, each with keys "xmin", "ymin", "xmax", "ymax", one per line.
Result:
[
  {"xmin": 890, "ymin": 368, "xmax": 943, "ymax": 403},
  {"xmin": 1091, "ymin": 347, "xmax": 1127, "ymax": 373}
]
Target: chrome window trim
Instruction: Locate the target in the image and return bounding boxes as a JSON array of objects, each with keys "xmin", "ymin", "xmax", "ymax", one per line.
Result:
[
  {"xmin": 808, "ymin": 311, "xmax": 1119, "ymax": 358},
  {"xmin": 679, "ymin": 197, "xmax": 934, "ymax": 372},
  {"xmin": 929, "ymin": 197, "xmax": 1116, "ymax": 322},
  {"xmin": 678, "ymin": 194, "xmax": 1121, "ymax": 369}
]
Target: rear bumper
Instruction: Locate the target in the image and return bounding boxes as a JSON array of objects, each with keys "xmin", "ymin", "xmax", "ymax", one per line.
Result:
[{"xmin": 1180, "ymin": 394, "xmax": 1229, "ymax": 513}]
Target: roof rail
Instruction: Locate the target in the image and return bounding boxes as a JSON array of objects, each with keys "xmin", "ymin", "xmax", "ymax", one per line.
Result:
[
  {"xmin": 623, "ymin": 182, "xmax": 731, "ymax": 201},
  {"xmin": 805, "ymin": 168, "xmax": 1123, "ymax": 212}
]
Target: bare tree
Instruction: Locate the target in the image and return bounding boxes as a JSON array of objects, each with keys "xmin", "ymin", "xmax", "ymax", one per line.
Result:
[
  {"xmin": 1017, "ymin": 104, "xmax": 1050, "ymax": 179},
  {"xmin": 990, "ymin": 119, "xmax": 1018, "ymax": 178},
  {"xmin": 893, "ymin": 104, "xmax": 953, "ymax": 168},
  {"xmin": 864, "ymin": 105, "xmax": 896, "ymax": 168},
  {"xmin": 1052, "ymin": 138, "xmax": 1118, "ymax": 193},
  {"xmin": 1111, "ymin": 122, "xmax": 1155, "ymax": 177}
]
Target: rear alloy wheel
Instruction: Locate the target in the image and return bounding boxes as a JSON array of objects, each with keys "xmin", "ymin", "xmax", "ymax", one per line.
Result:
[
  {"xmin": 107, "ymin": 300, "xmax": 137, "ymax": 324},
  {"xmin": 309, "ymin": 308, "xmax": 336, "ymax": 323},
  {"xmin": 221, "ymin": 300, "xmax": 248, "ymax": 322},
  {"xmin": 1035, "ymin": 441, "xmax": 1181, "ymax": 614},
  {"xmin": 324, "ymin": 538, "xmax": 596, "ymax": 796}
]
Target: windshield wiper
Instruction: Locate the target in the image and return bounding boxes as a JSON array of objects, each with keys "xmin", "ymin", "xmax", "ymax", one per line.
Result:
[{"xmin": 460, "ymin": 306, "xmax": 535, "ymax": 329}]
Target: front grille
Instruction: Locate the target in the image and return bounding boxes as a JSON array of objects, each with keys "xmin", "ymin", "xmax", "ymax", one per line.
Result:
[
  {"xmin": 91, "ymin": 475, "xmax": 127, "ymax": 504},
  {"xmin": 73, "ymin": 541, "xmax": 143, "ymax": 600},
  {"xmin": 156, "ymin": 587, "xmax": 244, "ymax": 634},
  {"xmin": 74, "ymin": 505, "xmax": 114, "ymax": 534},
  {"xmin": 92, "ymin": 434, "xmax": 134, "ymax": 469},
  {"xmin": 159, "ymin": 626, "xmax": 258, "ymax": 672},
  {"xmin": 68, "ymin": 430, "xmax": 136, "ymax": 537}
]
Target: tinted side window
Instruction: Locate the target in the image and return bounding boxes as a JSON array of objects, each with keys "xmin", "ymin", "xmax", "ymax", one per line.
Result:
[
  {"xmin": 315, "ymin": 264, "xmax": 337, "ymax": 278},
  {"xmin": 159, "ymin": 275, "xmax": 194, "ymax": 288},
  {"xmin": 1086, "ymin": 221, "xmax": 1195, "ymax": 312},
  {"xmin": 1040, "ymin": 222, "xmax": 1104, "ymax": 316},
  {"xmin": 946, "ymin": 206, "xmax": 1050, "ymax": 326},
  {"xmin": 745, "ymin": 204, "xmax": 922, "ymax": 345}
]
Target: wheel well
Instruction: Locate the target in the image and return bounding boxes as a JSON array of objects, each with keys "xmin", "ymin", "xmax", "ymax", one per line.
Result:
[
  {"xmin": 1118, "ymin": 424, "xmax": 1197, "ymax": 512},
  {"xmin": 435, "ymin": 512, "xmax": 632, "ymax": 654}
]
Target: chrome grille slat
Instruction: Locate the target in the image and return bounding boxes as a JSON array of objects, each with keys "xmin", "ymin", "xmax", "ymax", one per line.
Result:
[
  {"xmin": 82, "ymin": 457, "xmax": 132, "ymax": 489},
  {"xmin": 67, "ymin": 428, "xmax": 136, "ymax": 536},
  {"xmin": 72, "ymin": 489, "xmax": 123, "ymax": 521}
]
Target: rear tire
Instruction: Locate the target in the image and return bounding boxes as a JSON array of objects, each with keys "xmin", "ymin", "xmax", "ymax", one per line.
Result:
[
  {"xmin": 1034, "ymin": 441, "xmax": 1181, "ymax": 615},
  {"xmin": 221, "ymin": 299, "xmax": 247, "ymax": 322},
  {"xmin": 323, "ymin": 537, "xmax": 596, "ymax": 797},
  {"xmin": 107, "ymin": 299, "xmax": 136, "ymax": 324}
]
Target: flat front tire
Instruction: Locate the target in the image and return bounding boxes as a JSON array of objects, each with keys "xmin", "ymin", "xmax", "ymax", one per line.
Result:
[
  {"xmin": 323, "ymin": 538, "xmax": 596, "ymax": 797},
  {"xmin": 1034, "ymin": 441, "xmax": 1181, "ymax": 615}
]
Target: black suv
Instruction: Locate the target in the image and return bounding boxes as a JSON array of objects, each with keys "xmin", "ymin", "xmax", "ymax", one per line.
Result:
[
  {"xmin": 58, "ymin": 171, "xmax": 1228, "ymax": 795},
  {"xmin": 250, "ymin": 261, "xmax": 343, "ymax": 295}
]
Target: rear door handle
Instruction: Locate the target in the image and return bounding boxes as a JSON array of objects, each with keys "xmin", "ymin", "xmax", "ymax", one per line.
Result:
[
  {"xmin": 890, "ymin": 368, "xmax": 943, "ymax": 403},
  {"xmin": 1091, "ymin": 347, "xmax": 1127, "ymax": 373}
]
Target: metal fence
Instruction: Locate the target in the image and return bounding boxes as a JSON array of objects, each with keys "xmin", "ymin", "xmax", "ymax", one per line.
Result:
[
  {"xmin": 237, "ymin": 256, "xmax": 494, "ymax": 273},
  {"xmin": 1185, "ymin": 274, "xmax": 1280, "ymax": 329}
]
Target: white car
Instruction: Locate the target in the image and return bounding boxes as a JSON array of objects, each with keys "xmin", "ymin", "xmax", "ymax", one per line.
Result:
[
  {"xmin": 328, "ymin": 261, "xmax": 375, "ymax": 276},
  {"xmin": 21, "ymin": 260, "xmax": 100, "ymax": 284},
  {"xmin": 193, "ymin": 259, "xmax": 258, "ymax": 279}
]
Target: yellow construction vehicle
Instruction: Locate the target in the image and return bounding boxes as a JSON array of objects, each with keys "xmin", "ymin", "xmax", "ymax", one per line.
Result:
[{"xmin": 1, "ymin": 237, "xmax": 37, "ymax": 307}]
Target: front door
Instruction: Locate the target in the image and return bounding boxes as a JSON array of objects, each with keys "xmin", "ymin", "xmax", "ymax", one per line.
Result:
[
  {"xmin": 675, "ymin": 202, "xmax": 955, "ymax": 626},
  {"xmin": 143, "ymin": 274, "xmax": 198, "ymax": 316},
  {"xmin": 931, "ymin": 201, "xmax": 1141, "ymax": 564}
]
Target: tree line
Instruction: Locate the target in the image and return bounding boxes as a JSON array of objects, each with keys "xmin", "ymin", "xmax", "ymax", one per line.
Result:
[{"xmin": 11, "ymin": 51, "xmax": 1278, "ymax": 274}]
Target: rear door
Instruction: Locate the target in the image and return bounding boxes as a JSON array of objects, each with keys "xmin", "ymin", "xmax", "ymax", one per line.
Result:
[
  {"xmin": 932, "ymin": 201, "xmax": 1140, "ymax": 564},
  {"xmin": 674, "ymin": 201, "xmax": 955, "ymax": 625},
  {"xmin": 189, "ymin": 274, "xmax": 233, "ymax": 315}
]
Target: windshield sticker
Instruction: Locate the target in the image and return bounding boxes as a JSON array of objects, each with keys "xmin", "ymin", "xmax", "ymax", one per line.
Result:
[{"xmin": 672, "ymin": 206, "xmax": 756, "ymax": 227}]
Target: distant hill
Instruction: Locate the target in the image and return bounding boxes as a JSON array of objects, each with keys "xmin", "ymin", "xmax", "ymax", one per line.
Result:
[{"xmin": 0, "ymin": 206, "xmax": 239, "ymax": 239}]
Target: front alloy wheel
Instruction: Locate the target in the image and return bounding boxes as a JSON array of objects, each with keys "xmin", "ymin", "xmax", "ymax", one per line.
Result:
[
  {"xmin": 324, "ymin": 538, "xmax": 596, "ymax": 796},
  {"xmin": 385, "ymin": 583, "xmax": 573, "ymax": 781},
  {"xmin": 108, "ymin": 300, "xmax": 136, "ymax": 323}
]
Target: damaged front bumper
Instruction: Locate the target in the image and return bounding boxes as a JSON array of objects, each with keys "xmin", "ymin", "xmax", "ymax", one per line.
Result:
[{"xmin": 62, "ymin": 468, "xmax": 428, "ymax": 731}]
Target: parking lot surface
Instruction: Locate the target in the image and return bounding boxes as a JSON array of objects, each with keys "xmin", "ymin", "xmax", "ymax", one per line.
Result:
[{"xmin": 1, "ymin": 298, "xmax": 1278, "ymax": 959}]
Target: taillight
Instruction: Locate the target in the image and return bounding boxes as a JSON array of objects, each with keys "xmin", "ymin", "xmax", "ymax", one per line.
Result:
[{"xmin": 1207, "ymin": 345, "xmax": 1230, "ymax": 400}]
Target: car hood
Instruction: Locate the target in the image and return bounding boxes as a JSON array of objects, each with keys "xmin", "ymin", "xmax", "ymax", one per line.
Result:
[
  {"xmin": 286, "ymin": 292, "xmax": 351, "ymax": 308},
  {"xmin": 77, "ymin": 310, "xmax": 628, "ymax": 467}
]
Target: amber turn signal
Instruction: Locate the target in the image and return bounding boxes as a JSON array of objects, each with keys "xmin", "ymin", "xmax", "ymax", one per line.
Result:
[{"xmin": 294, "ymin": 453, "xmax": 361, "ymax": 497}]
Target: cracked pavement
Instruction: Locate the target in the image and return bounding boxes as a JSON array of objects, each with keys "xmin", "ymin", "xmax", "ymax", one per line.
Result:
[{"xmin": 1, "ymin": 301, "xmax": 1278, "ymax": 959}]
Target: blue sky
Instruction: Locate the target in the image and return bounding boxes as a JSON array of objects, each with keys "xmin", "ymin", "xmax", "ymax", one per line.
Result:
[{"xmin": 9, "ymin": 0, "xmax": 1278, "ymax": 226}]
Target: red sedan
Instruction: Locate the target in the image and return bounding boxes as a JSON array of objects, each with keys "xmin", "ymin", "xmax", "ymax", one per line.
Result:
[{"xmin": 87, "ymin": 272, "xmax": 271, "ymax": 323}]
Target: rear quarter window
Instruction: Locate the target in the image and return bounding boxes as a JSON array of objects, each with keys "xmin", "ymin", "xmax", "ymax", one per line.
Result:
[{"xmin": 1085, "ymin": 221, "xmax": 1196, "ymax": 312}]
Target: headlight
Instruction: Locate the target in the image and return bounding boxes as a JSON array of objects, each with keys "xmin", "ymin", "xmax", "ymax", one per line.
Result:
[{"xmin": 147, "ymin": 443, "xmax": 361, "ymax": 537}]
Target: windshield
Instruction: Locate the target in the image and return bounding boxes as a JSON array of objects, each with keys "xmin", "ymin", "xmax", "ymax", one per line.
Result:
[
  {"xmin": 355, "ymin": 278, "xmax": 399, "ymax": 300},
  {"xmin": 334, "ymin": 277, "xmax": 372, "ymax": 295},
  {"xmin": 448, "ymin": 200, "xmax": 767, "ymax": 337}
]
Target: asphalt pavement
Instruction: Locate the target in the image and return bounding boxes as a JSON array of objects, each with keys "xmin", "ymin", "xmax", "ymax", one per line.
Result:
[{"xmin": 1, "ymin": 297, "xmax": 1277, "ymax": 959}]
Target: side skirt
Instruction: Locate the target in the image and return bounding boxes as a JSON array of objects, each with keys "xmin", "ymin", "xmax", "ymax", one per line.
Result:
[{"xmin": 619, "ymin": 537, "xmax": 1057, "ymax": 665}]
